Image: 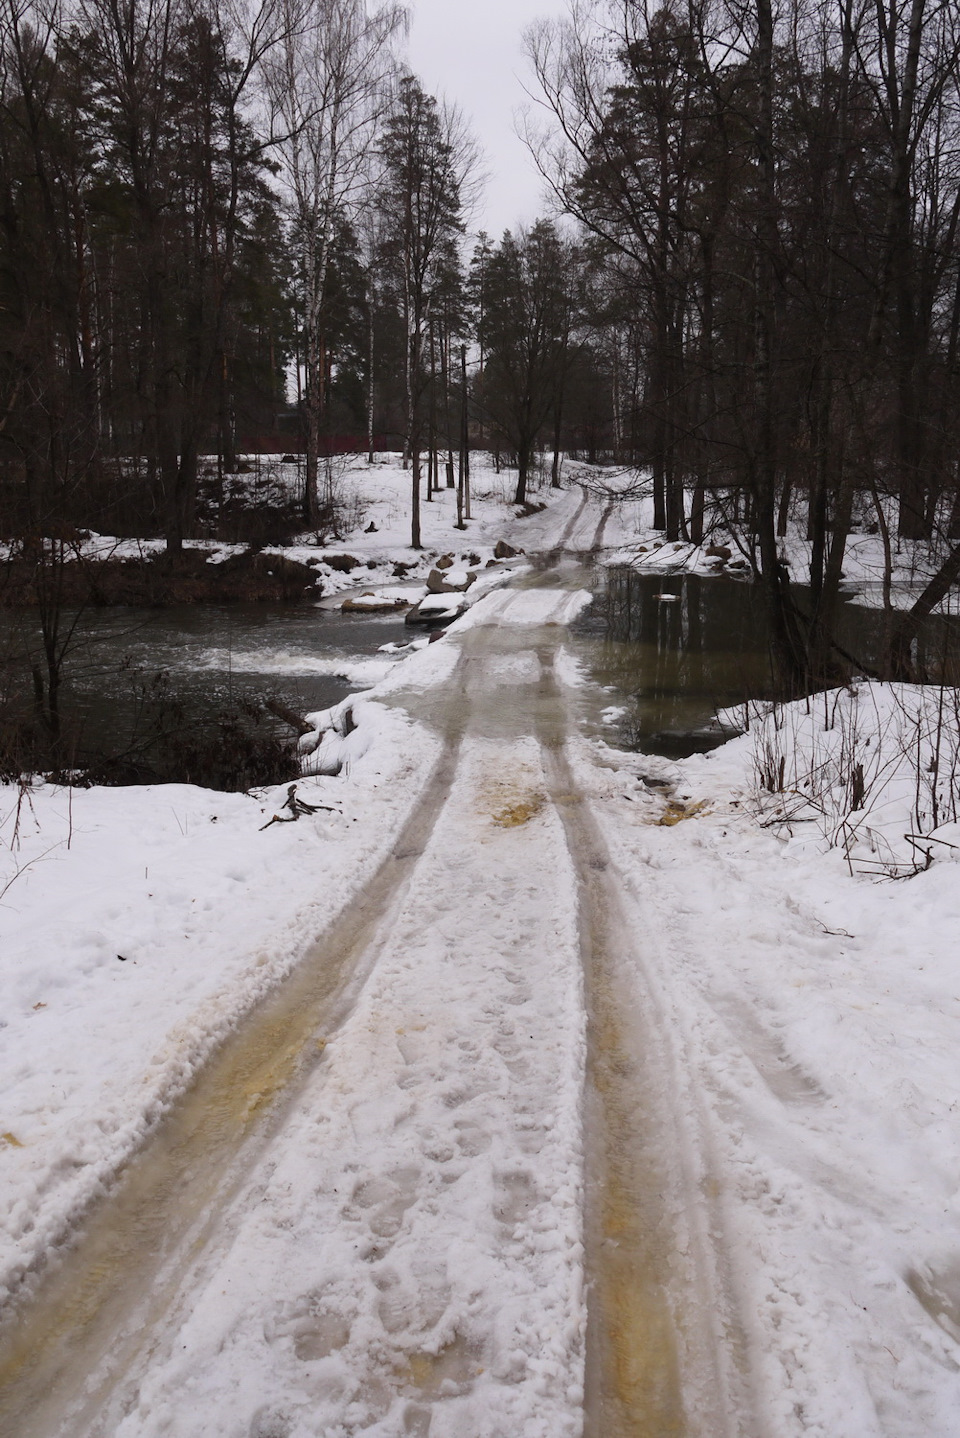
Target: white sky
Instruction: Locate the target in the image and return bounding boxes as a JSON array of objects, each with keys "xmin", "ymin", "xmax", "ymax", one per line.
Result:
[{"xmin": 406, "ymin": 0, "xmax": 571, "ymax": 241}]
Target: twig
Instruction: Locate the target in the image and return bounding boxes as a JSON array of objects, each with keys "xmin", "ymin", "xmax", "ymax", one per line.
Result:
[
  {"xmin": 259, "ymin": 784, "xmax": 340, "ymax": 830},
  {"xmin": 816, "ymin": 921, "xmax": 855, "ymax": 938},
  {"xmin": 0, "ymin": 843, "xmax": 65, "ymax": 905},
  {"xmin": 904, "ymin": 832, "xmax": 960, "ymax": 852}
]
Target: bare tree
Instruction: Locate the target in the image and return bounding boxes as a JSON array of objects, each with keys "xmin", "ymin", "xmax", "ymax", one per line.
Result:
[
  {"xmin": 264, "ymin": 0, "xmax": 404, "ymax": 527},
  {"xmin": 481, "ymin": 221, "xmax": 576, "ymax": 505},
  {"xmin": 378, "ymin": 74, "xmax": 480, "ymax": 547}
]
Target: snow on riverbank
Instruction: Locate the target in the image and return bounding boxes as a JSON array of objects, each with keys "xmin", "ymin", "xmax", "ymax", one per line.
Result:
[
  {"xmin": 0, "ymin": 698, "xmax": 440, "ymax": 1308},
  {"xmin": 6, "ymin": 452, "xmax": 956, "ymax": 621},
  {"xmin": 718, "ymin": 681, "xmax": 960, "ymax": 875},
  {"xmin": 0, "ymin": 453, "xmax": 578, "ymax": 602},
  {"xmin": 586, "ymin": 465, "xmax": 960, "ymax": 616}
]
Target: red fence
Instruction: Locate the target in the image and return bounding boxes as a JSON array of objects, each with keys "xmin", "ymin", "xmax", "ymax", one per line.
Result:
[{"xmin": 238, "ymin": 434, "xmax": 398, "ymax": 456}]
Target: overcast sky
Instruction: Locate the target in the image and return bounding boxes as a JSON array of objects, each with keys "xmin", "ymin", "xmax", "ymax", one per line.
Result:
[{"xmin": 406, "ymin": 0, "xmax": 570, "ymax": 241}]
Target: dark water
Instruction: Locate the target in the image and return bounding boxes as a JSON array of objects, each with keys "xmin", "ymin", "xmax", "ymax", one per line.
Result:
[
  {"xmin": 571, "ymin": 568, "xmax": 960, "ymax": 757},
  {"xmin": 570, "ymin": 571, "xmax": 769, "ymax": 755},
  {"xmin": 0, "ymin": 603, "xmax": 411, "ymax": 765},
  {"xmin": 6, "ymin": 570, "xmax": 958, "ymax": 771}
]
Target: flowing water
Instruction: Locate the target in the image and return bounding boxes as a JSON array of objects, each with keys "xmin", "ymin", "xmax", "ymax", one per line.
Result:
[{"xmin": 0, "ymin": 603, "xmax": 411, "ymax": 768}]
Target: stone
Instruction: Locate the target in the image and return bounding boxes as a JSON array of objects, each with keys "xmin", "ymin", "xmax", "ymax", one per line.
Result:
[
  {"xmin": 324, "ymin": 554, "xmax": 360, "ymax": 573},
  {"xmin": 705, "ymin": 544, "xmax": 732, "ymax": 560},
  {"xmin": 342, "ymin": 592, "xmax": 408, "ymax": 614},
  {"xmin": 406, "ymin": 594, "xmax": 463, "ymax": 626},
  {"xmin": 419, "ymin": 594, "xmax": 463, "ymax": 616},
  {"xmin": 435, "ymin": 553, "xmax": 454, "ymax": 569},
  {"xmin": 494, "ymin": 540, "xmax": 518, "ymax": 559},
  {"xmin": 426, "ymin": 568, "xmax": 456, "ymax": 593},
  {"xmin": 426, "ymin": 568, "xmax": 471, "ymax": 594}
]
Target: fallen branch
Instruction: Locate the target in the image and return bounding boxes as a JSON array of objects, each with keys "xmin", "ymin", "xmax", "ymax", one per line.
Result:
[
  {"xmin": 905, "ymin": 832, "xmax": 960, "ymax": 851},
  {"xmin": 260, "ymin": 783, "xmax": 340, "ymax": 831},
  {"xmin": 263, "ymin": 698, "xmax": 314, "ymax": 736}
]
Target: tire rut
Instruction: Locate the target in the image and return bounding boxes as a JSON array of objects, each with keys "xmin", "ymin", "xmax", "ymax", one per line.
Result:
[
  {"xmin": 0, "ymin": 670, "xmax": 472, "ymax": 1438},
  {"xmin": 2, "ymin": 583, "xmax": 760, "ymax": 1438},
  {"xmin": 533, "ymin": 645, "xmax": 759, "ymax": 1438}
]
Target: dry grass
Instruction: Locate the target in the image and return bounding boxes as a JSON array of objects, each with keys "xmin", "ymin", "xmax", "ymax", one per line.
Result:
[{"xmin": 656, "ymin": 799, "xmax": 708, "ymax": 827}]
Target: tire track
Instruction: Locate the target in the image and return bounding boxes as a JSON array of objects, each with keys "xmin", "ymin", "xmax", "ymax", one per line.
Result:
[
  {"xmin": 0, "ymin": 671, "xmax": 473, "ymax": 1438},
  {"xmin": 534, "ymin": 645, "xmax": 760, "ymax": 1438},
  {"xmin": 2, "ymin": 582, "xmax": 759, "ymax": 1438},
  {"xmin": 588, "ymin": 500, "xmax": 614, "ymax": 551}
]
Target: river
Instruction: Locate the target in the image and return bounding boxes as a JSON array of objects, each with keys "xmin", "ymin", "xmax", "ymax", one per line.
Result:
[{"xmin": 3, "ymin": 567, "xmax": 958, "ymax": 777}]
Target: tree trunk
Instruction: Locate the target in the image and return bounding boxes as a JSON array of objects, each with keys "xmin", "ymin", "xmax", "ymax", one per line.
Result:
[
  {"xmin": 551, "ymin": 374, "xmax": 564, "ymax": 488},
  {"xmin": 885, "ymin": 541, "xmax": 960, "ymax": 678},
  {"xmin": 367, "ymin": 279, "xmax": 376, "ymax": 464},
  {"xmin": 460, "ymin": 345, "xmax": 471, "ymax": 520},
  {"xmin": 514, "ymin": 442, "xmax": 529, "ymax": 506},
  {"xmin": 754, "ymin": 0, "xmax": 804, "ymax": 690}
]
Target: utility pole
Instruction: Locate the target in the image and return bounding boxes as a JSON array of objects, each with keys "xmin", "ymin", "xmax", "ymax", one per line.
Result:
[{"xmin": 459, "ymin": 343, "xmax": 471, "ymax": 522}]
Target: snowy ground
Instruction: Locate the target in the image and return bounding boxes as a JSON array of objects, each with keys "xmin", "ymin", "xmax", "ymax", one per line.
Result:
[
  {"xmin": 0, "ymin": 453, "xmax": 625, "ymax": 606},
  {"xmin": 574, "ymin": 464, "xmax": 960, "ymax": 615},
  {"xmin": 108, "ymin": 730, "xmax": 587, "ymax": 1438},
  {"xmin": 0, "ymin": 699, "xmax": 442, "ymax": 1309},
  {"xmin": 3, "ymin": 477, "xmax": 960, "ymax": 1436},
  {"xmin": 571, "ymin": 719, "xmax": 960, "ymax": 1436},
  {"xmin": 4, "ymin": 450, "xmax": 954, "ymax": 617}
]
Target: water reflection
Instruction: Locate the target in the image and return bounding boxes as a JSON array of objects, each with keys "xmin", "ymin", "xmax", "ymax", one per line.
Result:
[
  {"xmin": 573, "ymin": 568, "xmax": 960, "ymax": 758},
  {"xmin": 571, "ymin": 570, "xmax": 774, "ymax": 756}
]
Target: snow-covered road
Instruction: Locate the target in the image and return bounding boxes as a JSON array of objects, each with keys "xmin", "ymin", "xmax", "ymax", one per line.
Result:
[
  {"xmin": 4, "ymin": 482, "xmax": 960, "ymax": 1437},
  {"xmin": 3, "ymin": 582, "xmax": 730, "ymax": 1438}
]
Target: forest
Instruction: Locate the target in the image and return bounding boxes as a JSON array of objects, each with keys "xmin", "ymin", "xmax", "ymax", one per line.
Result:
[{"xmin": 1, "ymin": 0, "xmax": 959, "ymax": 702}]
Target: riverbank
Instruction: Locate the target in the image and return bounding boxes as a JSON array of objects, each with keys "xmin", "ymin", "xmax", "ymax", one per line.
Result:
[
  {"xmin": 0, "ymin": 548, "xmax": 322, "ymax": 608},
  {"xmin": 0, "ymin": 454, "xmax": 579, "ymax": 611},
  {"xmin": 599, "ymin": 469, "xmax": 960, "ymax": 616}
]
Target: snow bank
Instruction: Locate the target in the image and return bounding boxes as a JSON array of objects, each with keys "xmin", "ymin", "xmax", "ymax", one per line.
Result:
[{"xmin": 715, "ymin": 681, "xmax": 960, "ymax": 875}]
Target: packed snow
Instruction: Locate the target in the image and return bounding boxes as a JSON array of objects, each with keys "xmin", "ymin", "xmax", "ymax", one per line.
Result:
[
  {"xmin": 570, "ymin": 712, "xmax": 960, "ymax": 1436},
  {"xmin": 111, "ymin": 736, "xmax": 586, "ymax": 1438}
]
